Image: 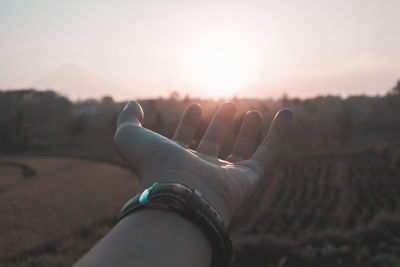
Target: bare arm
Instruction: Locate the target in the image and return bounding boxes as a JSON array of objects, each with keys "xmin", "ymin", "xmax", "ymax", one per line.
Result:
[{"xmin": 74, "ymin": 209, "xmax": 212, "ymax": 267}]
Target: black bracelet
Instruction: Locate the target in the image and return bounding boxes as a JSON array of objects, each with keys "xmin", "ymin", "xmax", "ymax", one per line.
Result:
[{"xmin": 117, "ymin": 182, "xmax": 233, "ymax": 267}]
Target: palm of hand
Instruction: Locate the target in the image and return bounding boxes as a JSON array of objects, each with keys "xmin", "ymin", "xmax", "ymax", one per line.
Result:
[{"xmin": 114, "ymin": 101, "xmax": 292, "ymax": 225}]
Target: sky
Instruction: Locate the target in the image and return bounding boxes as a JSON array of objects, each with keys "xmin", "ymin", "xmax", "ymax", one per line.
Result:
[{"xmin": 0, "ymin": 0, "xmax": 399, "ymax": 100}]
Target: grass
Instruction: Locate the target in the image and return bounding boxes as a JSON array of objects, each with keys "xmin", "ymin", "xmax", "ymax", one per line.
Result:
[
  {"xmin": 0, "ymin": 157, "xmax": 139, "ymax": 262},
  {"xmin": 1, "ymin": 143, "xmax": 400, "ymax": 266}
]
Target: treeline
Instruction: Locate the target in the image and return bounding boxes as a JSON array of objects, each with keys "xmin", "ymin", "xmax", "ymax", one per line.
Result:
[{"xmin": 1, "ymin": 81, "xmax": 399, "ymax": 158}]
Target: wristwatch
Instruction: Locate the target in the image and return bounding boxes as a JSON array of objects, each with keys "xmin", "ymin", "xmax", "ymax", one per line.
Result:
[{"xmin": 117, "ymin": 182, "xmax": 233, "ymax": 267}]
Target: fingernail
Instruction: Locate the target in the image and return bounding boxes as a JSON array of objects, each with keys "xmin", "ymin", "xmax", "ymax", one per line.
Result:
[
  {"xmin": 245, "ymin": 110, "xmax": 263, "ymax": 124},
  {"xmin": 123, "ymin": 101, "xmax": 144, "ymax": 123},
  {"xmin": 276, "ymin": 109, "xmax": 294, "ymax": 120},
  {"xmin": 123, "ymin": 101, "xmax": 135, "ymax": 111},
  {"xmin": 218, "ymin": 101, "xmax": 237, "ymax": 120},
  {"xmin": 187, "ymin": 103, "xmax": 203, "ymax": 117}
]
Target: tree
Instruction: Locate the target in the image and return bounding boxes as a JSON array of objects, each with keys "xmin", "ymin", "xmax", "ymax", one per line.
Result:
[
  {"xmin": 169, "ymin": 90, "xmax": 180, "ymax": 101},
  {"xmin": 389, "ymin": 80, "xmax": 400, "ymax": 95}
]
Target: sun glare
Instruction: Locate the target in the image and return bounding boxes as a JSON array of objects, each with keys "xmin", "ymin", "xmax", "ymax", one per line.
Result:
[
  {"xmin": 196, "ymin": 44, "xmax": 250, "ymax": 97},
  {"xmin": 178, "ymin": 14, "xmax": 262, "ymax": 98},
  {"xmin": 187, "ymin": 39, "xmax": 259, "ymax": 98}
]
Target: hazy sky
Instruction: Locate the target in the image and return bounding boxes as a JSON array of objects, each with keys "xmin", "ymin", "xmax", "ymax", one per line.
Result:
[{"xmin": 1, "ymin": 0, "xmax": 399, "ymax": 100}]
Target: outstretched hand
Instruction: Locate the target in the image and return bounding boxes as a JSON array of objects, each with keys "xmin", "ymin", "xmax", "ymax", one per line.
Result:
[{"xmin": 114, "ymin": 101, "xmax": 293, "ymax": 225}]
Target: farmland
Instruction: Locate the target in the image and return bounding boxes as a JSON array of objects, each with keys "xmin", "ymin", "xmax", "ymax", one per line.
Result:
[
  {"xmin": 1, "ymin": 89, "xmax": 400, "ymax": 266},
  {"xmin": 231, "ymin": 144, "xmax": 400, "ymax": 266},
  {"xmin": 0, "ymin": 157, "xmax": 138, "ymax": 266},
  {"xmin": 1, "ymin": 145, "xmax": 399, "ymax": 267}
]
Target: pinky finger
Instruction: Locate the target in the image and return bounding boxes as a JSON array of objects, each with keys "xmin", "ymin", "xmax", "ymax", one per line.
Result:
[{"xmin": 244, "ymin": 109, "xmax": 293, "ymax": 176}]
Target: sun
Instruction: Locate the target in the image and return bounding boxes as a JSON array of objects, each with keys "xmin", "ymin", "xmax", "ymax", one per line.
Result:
[
  {"xmin": 187, "ymin": 40, "xmax": 258, "ymax": 98},
  {"xmin": 196, "ymin": 44, "xmax": 249, "ymax": 97},
  {"xmin": 179, "ymin": 26, "xmax": 261, "ymax": 98}
]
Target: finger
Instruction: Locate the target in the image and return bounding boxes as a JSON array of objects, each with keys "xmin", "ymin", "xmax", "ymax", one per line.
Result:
[
  {"xmin": 197, "ymin": 102, "xmax": 237, "ymax": 157},
  {"xmin": 114, "ymin": 101, "xmax": 164, "ymax": 175},
  {"xmin": 244, "ymin": 109, "xmax": 293, "ymax": 176},
  {"xmin": 116, "ymin": 101, "xmax": 144, "ymax": 128},
  {"xmin": 172, "ymin": 104, "xmax": 202, "ymax": 148},
  {"xmin": 227, "ymin": 110, "xmax": 263, "ymax": 162}
]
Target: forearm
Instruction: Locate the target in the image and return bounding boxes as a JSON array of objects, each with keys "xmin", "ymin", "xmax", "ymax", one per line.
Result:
[{"xmin": 74, "ymin": 209, "xmax": 212, "ymax": 267}]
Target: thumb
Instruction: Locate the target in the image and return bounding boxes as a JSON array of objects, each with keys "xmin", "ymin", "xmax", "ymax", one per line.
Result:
[
  {"xmin": 114, "ymin": 101, "xmax": 149, "ymax": 176},
  {"xmin": 114, "ymin": 101, "xmax": 182, "ymax": 178},
  {"xmin": 116, "ymin": 101, "xmax": 144, "ymax": 129}
]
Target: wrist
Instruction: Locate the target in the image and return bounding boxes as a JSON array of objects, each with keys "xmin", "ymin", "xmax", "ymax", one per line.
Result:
[
  {"xmin": 121, "ymin": 209, "xmax": 213, "ymax": 265},
  {"xmin": 139, "ymin": 171, "xmax": 232, "ymax": 225},
  {"xmin": 121, "ymin": 181, "xmax": 233, "ymax": 266}
]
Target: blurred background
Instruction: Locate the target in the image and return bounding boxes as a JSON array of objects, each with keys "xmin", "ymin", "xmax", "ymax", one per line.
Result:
[{"xmin": 1, "ymin": 1, "xmax": 400, "ymax": 266}]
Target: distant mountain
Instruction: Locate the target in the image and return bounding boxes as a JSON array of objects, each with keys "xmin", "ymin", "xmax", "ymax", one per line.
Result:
[{"xmin": 34, "ymin": 64, "xmax": 133, "ymax": 100}]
